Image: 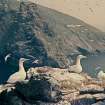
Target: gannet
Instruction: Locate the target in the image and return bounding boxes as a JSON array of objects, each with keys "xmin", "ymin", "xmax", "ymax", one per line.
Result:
[
  {"xmin": 97, "ymin": 70, "xmax": 105, "ymax": 80},
  {"xmin": 68, "ymin": 55, "xmax": 87, "ymax": 73},
  {"xmin": 4, "ymin": 54, "xmax": 11, "ymax": 62},
  {"xmin": 7, "ymin": 58, "xmax": 29, "ymax": 84},
  {"xmin": 32, "ymin": 59, "xmax": 40, "ymax": 64}
]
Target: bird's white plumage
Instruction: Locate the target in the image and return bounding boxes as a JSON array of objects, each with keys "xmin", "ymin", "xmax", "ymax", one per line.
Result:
[
  {"xmin": 68, "ymin": 55, "xmax": 86, "ymax": 73},
  {"xmin": 68, "ymin": 64, "xmax": 82, "ymax": 73},
  {"xmin": 97, "ymin": 70, "xmax": 105, "ymax": 80},
  {"xmin": 6, "ymin": 58, "xmax": 27, "ymax": 84},
  {"xmin": 4, "ymin": 54, "xmax": 11, "ymax": 62},
  {"xmin": 32, "ymin": 59, "xmax": 39, "ymax": 64},
  {"xmin": 7, "ymin": 71, "xmax": 26, "ymax": 83}
]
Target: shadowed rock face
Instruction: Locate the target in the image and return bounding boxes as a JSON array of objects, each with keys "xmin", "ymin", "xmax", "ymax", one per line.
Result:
[
  {"xmin": 15, "ymin": 75, "xmax": 61, "ymax": 103},
  {"xmin": 0, "ymin": 74, "xmax": 62, "ymax": 105},
  {"xmin": 0, "ymin": 1, "xmax": 105, "ymax": 68}
]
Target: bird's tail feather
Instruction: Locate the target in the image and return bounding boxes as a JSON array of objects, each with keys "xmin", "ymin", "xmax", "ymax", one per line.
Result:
[{"xmin": 0, "ymin": 84, "xmax": 15, "ymax": 93}]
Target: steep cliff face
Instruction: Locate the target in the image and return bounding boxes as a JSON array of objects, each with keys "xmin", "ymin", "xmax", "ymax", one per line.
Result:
[{"xmin": 0, "ymin": 1, "xmax": 105, "ymax": 67}]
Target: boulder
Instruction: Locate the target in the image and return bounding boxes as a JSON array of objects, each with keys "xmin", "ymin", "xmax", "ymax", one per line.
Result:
[
  {"xmin": 0, "ymin": 89, "xmax": 24, "ymax": 105},
  {"xmin": 15, "ymin": 74, "xmax": 62, "ymax": 103},
  {"xmin": 0, "ymin": 74, "xmax": 61, "ymax": 104}
]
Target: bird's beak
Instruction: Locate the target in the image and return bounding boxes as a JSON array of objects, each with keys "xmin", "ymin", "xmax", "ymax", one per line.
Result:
[
  {"xmin": 83, "ymin": 56, "xmax": 87, "ymax": 58},
  {"xmin": 24, "ymin": 58, "xmax": 30, "ymax": 61}
]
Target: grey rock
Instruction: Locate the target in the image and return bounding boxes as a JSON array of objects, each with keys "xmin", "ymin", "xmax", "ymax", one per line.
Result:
[
  {"xmin": 15, "ymin": 74, "xmax": 62, "ymax": 103},
  {"xmin": 71, "ymin": 94, "xmax": 96, "ymax": 105},
  {"xmin": 93, "ymin": 94, "xmax": 105, "ymax": 101},
  {"xmin": 80, "ymin": 87, "xmax": 105, "ymax": 94},
  {"xmin": 0, "ymin": 74, "xmax": 61, "ymax": 105},
  {"xmin": 0, "ymin": 89, "xmax": 24, "ymax": 105}
]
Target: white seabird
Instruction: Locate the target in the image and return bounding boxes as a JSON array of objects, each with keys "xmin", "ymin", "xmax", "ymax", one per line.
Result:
[
  {"xmin": 68, "ymin": 55, "xmax": 87, "ymax": 73},
  {"xmin": 32, "ymin": 59, "xmax": 40, "ymax": 64},
  {"xmin": 4, "ymin": 54, "xmax": 11, "ymax": 62},
  {"xmin": 7, "ymin": 58, "xmax": 29, "ymax": 84},
  {"xmin": 97, "ymin": 70, "xmax": 105, "ymax": 80}
]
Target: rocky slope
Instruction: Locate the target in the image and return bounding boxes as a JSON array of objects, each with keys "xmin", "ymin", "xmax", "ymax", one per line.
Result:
[
  {"xmin": 0, "ymin": 1, "xmax": 105, "ymax": 68},
  {"xmin": 37, "ymin": 0, "xmax": 105, "ymax": 32}
]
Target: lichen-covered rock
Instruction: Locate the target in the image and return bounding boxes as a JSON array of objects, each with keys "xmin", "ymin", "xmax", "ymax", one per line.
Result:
[
  {"xmin": 26, "ymin": 66, "xmax": 53, "ymax": 79},
  {"xmin": 27, "ymin": 66, "xmax": 87, "ymax": 89}
]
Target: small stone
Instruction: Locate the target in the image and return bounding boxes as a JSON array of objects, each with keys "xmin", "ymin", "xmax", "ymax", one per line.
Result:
[{"xmin": 80, "ymin": 87, "xmax": 104, "ymax": 94}]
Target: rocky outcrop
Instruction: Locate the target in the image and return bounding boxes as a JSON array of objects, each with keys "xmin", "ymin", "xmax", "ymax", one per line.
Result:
[
  {"xmin": 15, "ymin": 74, "xmax": 61, "ymax": 103},
  {"xmin": 0, "ymin": 73, "xmax": 62, "ymax": 104},
  {"xmin": 0, "ymin": 67, "xmax": 105, "ymax": 105}
]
